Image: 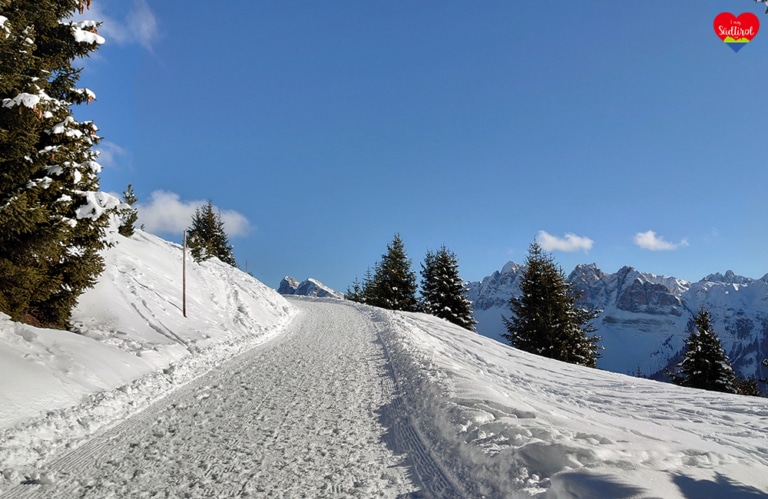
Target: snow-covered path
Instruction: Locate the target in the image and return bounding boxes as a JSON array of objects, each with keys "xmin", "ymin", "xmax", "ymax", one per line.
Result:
[{"xmin": 3, "ymin": 299, "xmax": 435, "ymax": 498}]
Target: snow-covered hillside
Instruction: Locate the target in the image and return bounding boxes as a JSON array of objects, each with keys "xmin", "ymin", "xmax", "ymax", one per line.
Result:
[
  {"xmin": 0, "ymin": 231, "xmax": 295, "ymax": 476},
  {"xmin": 377, "ymin": 308, "xmax": 768, "ymax": 498},
  {"xmin": 468, "ymin": 262, "xmax": 768, "ymax": 380},
  {"xmin": 1, "ymin": 234, "xmax": 767, "ymax": 498}
]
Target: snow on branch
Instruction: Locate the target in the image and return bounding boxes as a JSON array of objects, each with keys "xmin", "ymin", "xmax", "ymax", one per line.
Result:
[
  {"xmin": 73, "ymin": 88, "xmax": 97, "ymax": 104},
  {"xmin": 0, "ymin": 16, "xmax": 9, "ymax": 38},
  {"xmin": 2, "ymin": 90, "xmax": 59, "ymax": 117},
  {"xmin": 68, "ymin": 21, "xmax": 105, "ymax": 45},
  {"xmin": 50, "ymin": 116, "xmax": 85, "ymax": 138},
  {"xmin": 2, "ymin": 93, "xmax": 41, "ymax": 109},
  {"xmin": 75, "ymin": 191, "xmax": 120, "ymax": 220},
  {"xmin": 84, "ymin": 159, "xmax": 103, "ymax": 174}
]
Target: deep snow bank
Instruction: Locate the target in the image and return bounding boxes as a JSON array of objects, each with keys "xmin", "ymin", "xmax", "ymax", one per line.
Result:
[
  {"xmin": 0, "ymin": 231, "xmax": 295, "ymax": 475},
  {"xmin": 373, "ymin": 308, "xmax": 768, "ymax": 499}
]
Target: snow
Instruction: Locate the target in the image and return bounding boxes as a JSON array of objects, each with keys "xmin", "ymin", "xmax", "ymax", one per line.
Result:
[
  {"xmin": 0, "ymin": 16, "xmax": 9, "ymax": 38},
  {"xmin": 70, "ymin": 23, "xmax": 105, "ymax": 45},
  {"xmin": 0, "ymin": 231, "xmax": 295, "ymax": 480},
  {"xmin": 376, "ymin": 310, "xmax": 768, "ymax": 497},
  {"xmin": 1, "ymin": 232, "xmax": 767, "ymax": 497},
  {"xmin": 49, "ymin": 117, "xmax": 84, "ymax": 138},
  {"xmin": 471, "ymin": 262, "xmax": 768, "ymax": 380},
  {"xmin": 73, "ymin": 191, "xmax": 121, "ymax": 220},
  {"xmin": 2, "ymin": 93, "xmax": 41, "ymax": 110}
]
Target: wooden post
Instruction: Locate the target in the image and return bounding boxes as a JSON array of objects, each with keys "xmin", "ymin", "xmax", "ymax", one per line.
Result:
[{"xmin": 183, "ymin": 231, "xmax": 187, "ymax": 318}]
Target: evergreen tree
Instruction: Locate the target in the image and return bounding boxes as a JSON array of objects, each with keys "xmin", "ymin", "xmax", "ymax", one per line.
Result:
[
  {"xmin": 668, "ymin": 308, "xmax": 737, "ymax": 394},
  {"xmin": 117, "ymin": 183, "xmax": 139, "ymax": 237},
  {"xmin": 186, "ymin": 201, "xmax": 236, "ymax": 266},
  {"xmin": 502, "ymin": 242, "xmax": 601, "ymax": 367},
  {"xmin": 360, "ymin": 265, "xmax": 379, "ymax": 304},
  {"xmin": 366, "ymin": 234, "xmax": 417, "ymax": 311},
  {"xmin": 345, "ymin": 276, "xmax": 364, "ymax": 302},
  {"xmin": 420, "ymin": 245, "xmax": 476, "ymax": 331},
  {"xmin": 0, "ymin": 0, "xmax": 116, "ymax": 328},
  {"xmin": 346, "ymin": 267, "xmax": 377, "ymax": 304},
  {"xmin": 733, "ymin": 377, "xmax": 761, "ymax": 397}
]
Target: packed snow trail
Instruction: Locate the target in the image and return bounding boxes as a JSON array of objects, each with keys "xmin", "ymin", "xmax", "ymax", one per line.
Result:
[{"xmin": 3, "ymin": 298, "xmax": 462, "ymax": 498}]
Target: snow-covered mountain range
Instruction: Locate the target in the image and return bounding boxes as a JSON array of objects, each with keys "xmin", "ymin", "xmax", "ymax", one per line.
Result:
[
  {"xmin": 468, "ymin": 263, "xmax": 768, "ymax": 380},
  {"xmin": 278, "ymin": 276, "xmax": 344, "ymax": 299}
]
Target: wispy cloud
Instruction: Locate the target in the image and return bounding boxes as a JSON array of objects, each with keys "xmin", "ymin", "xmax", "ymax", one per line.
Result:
[
  {"xmin": 536, "ymin": 230, "xmax": 594, "ymax": 252},
  {"xmin": 137, "ymin": 191, "xmax": 251, "ymax": 237},
  {"xmin": 95, "ymin": 140, "xmax": 129, "ymax": 170},
  {"xmin": 75, "ymin": 0, "xmax": 159, "ymax": 50},
  {"xmin": 633, "ymin": 230, "xmax": 688, "ymax": 251}
]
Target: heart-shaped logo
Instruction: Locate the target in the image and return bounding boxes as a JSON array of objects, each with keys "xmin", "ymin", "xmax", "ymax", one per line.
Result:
[{"xmin": 714, "ymin": 12, "xmax": 760, "ymax": 52}]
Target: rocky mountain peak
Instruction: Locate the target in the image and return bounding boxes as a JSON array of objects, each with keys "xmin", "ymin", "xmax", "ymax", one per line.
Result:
[
  {"xmin": 702, "ymin": 270, "xmax": 751, "ymax": 285},
  {"xmin": 468, "ymin": 262, "xmax": 768, "ymax": 381},
  {"xmin": 278, "ymin": 276, "xmax": 343, "ymax": 299},
  {"xmin": 278, "ymin": 276, "xmax": 301, "ymax": 295}
]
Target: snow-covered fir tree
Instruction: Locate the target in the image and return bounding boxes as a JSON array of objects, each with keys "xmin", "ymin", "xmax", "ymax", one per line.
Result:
[
  {"xmin": 0, "ymin": 0, "xmax": 118, "ymax": 328},
  {"xmin": 364, "ymin": 234, "xmax": 417, "ymax": 312},
  {"xmin": 186, "ymin": 201, "xmax": 236, "ymax": 266},
  {"xmin": 502, "ymin": 242, "xmax": 601, "ymax": 367},
  {"xmin": 668, "ymin": 308, "xmax": 737, "ymax": 394},
  {"xmin": 420, "ymin": 245, "xmax": 476, "ymax": 331},
  {"xmin": 117, "ymin": 183, "xmax": 139, "ymax": 237}
]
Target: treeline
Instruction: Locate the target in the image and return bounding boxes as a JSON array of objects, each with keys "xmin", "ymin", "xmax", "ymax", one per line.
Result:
[
  {"xmin": 345, "ymin": 237, "xmax": 603, "ymax": 369},
  {"xmin": 345, "ymin": 234, "xmax": 476, "ymax": 331}
]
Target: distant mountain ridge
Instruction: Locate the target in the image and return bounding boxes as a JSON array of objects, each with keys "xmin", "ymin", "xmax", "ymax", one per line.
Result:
[
  {"xmin": 467, "ymin": 263, "xmax": 768, "ymax": 381},
  {"xmin": 278, "ymin": 276, "xmax": 344, "ymax": 299}
]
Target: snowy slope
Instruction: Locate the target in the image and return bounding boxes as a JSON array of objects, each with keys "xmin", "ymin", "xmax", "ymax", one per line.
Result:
[
  {"xmin": 376, "ymin": 309, "xmax": 768, "ymax": 498},
  {"xmin": 468, "ymin": 262, "xmax": 768, "ymax": 380},
  {"xmin": 0, "ymin": 231, "xmax": 295, "ymax": 474}
]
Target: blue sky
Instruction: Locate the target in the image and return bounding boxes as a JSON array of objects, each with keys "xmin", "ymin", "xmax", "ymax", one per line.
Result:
[{"xmin": 75, "ymin": 1, "xmax": 768, "ymax": 291}]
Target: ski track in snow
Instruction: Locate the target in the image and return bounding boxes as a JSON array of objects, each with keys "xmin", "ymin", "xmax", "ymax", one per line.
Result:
[{"xmin": 2, "ymin": 299, "xmax": 452, "ymax": 498}]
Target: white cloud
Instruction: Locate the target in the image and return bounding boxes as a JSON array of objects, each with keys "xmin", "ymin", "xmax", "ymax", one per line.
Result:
[
  {"xmin": 137, "ymin": 191, "xmax": 251, "ymax": 237},
  {"xmin": 633, "ymin": 230, "xmax": 689, "ymax": 251},
  {"xmin": 95, "ymin": 141, "xmax": 128, "ymax": 170},
  {"xmin": 125, "ymin": 0, "xmax": 158, "ymax": 50},
  {"xmin": 75, "ymin": 0, "xmax": 159, "ymax": 50},
  {"xmin": 536, "ymin": 231, "xmax": 594, "ymax": 252}
]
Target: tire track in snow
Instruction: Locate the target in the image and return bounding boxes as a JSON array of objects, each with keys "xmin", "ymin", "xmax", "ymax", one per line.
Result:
[
  {"xmin": 3, "ymin": 299, "xmax": 417, "ymax": 498},
  {"xmin": 374, "ymin": 311, "xmax": 467, "ymax": 499}
]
